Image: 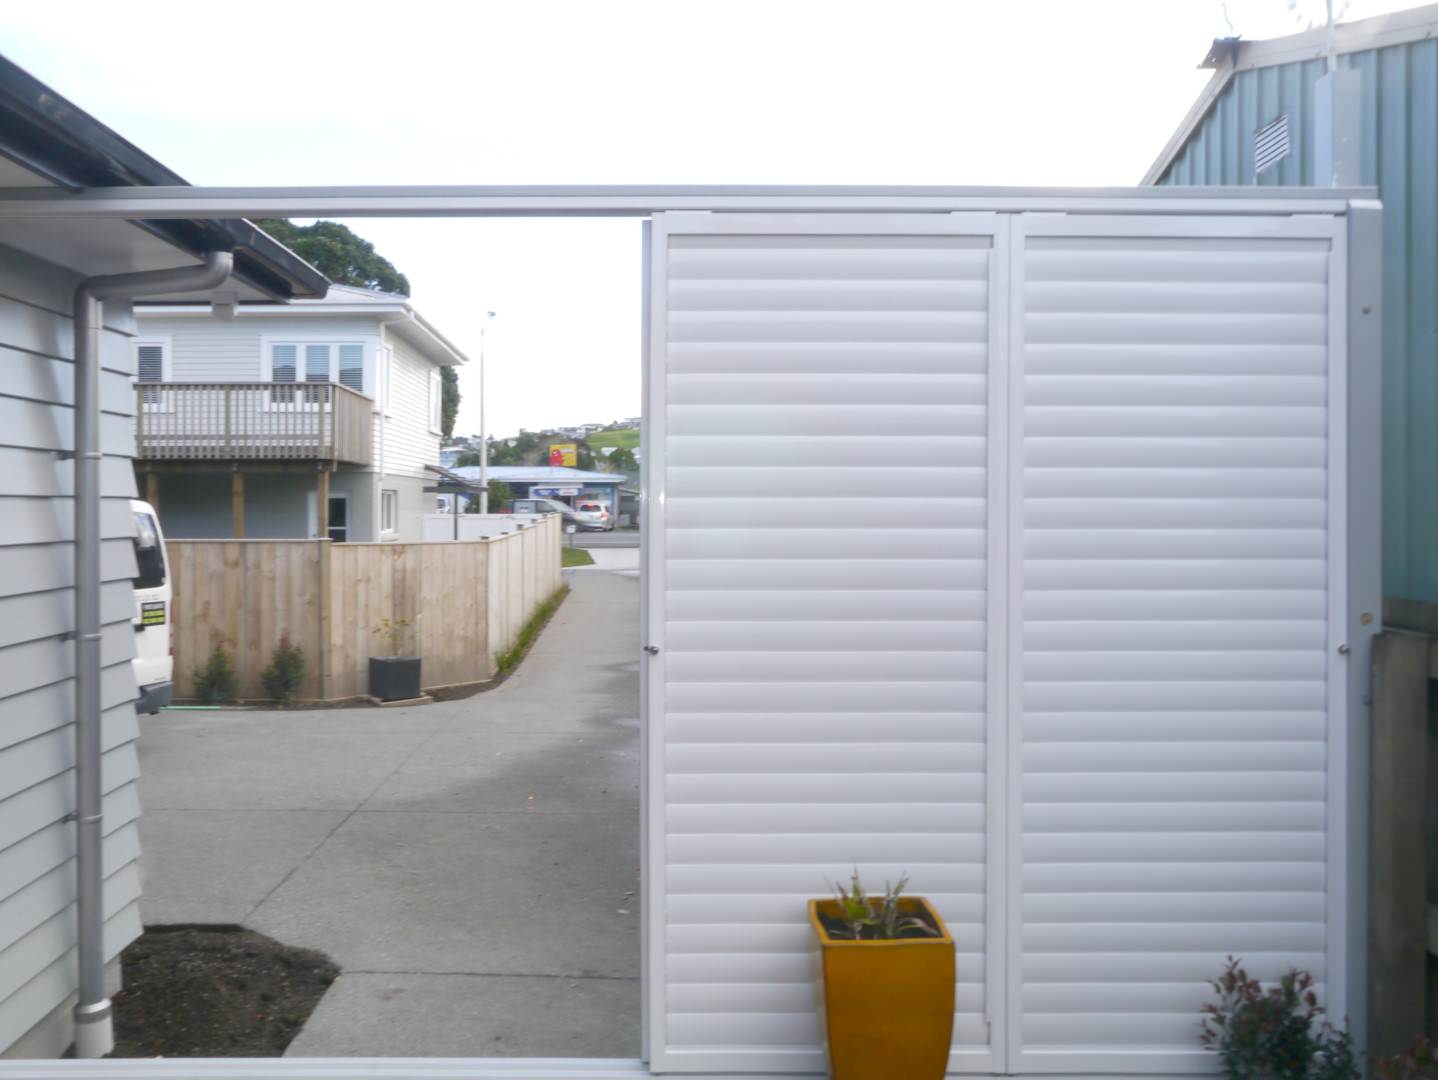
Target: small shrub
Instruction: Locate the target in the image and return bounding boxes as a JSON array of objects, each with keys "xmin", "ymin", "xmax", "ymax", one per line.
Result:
[
  {"xmin": 1376, "ymin": 1038, "xmax": 1438, "ymax": 1080},
  {"xmin": 373, "ymin": 617, "xmax": 412, "ymax": 656},
  {"xmin": 192, "ymin": 645, "xmax": 238, "ymax": 704},
  {"xmin": 824, "ymin": 869, "xmax": 938, "ymax": 941},
  {"xmin": 1200, "ymin": 957, "xmax": 1357, "ymax": 1080},
  {"xmin": 260, "ymin": 635, "xmax": 306, "ymax": 705}
]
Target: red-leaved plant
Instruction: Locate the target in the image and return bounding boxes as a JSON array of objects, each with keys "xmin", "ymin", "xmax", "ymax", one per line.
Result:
[
  {"xmin": 1199, "ymin": 957, "xmax": 1357, "ymax": 1080},
  {"xmin": 1375, "ymin": 1038, "xmax": 1438, "ymax": 1080}
]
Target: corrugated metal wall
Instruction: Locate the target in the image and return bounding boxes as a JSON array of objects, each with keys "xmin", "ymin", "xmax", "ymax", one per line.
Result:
[{"xmin": 1157, "ymin": 40, "xmax": 1438, "ymax": 608}]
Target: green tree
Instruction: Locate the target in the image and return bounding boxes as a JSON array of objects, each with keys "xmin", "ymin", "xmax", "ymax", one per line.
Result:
[
  {"xmin": 256, "ymin": 220, "xmax": 411, "ymax": 294},
  {"xmin": 257, "ymin": 219, "xmax": 462, "ymax": 437},
  {"xmin": 440, "ymin": 367, "xmax": 460, "ymax": 440},
  {"xmin": 455, "ymin": 450, "xmax": 482, "ymax": 468},
  {"xmin": 607, "ymin": 446, "xmax": 638, "ymax": 473}
]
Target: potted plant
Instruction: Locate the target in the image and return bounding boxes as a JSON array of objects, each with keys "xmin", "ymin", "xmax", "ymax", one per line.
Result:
[
  {"xmin": 369, "ymin": 617, "xmax": 420, "ymax": 702},
  {"xmin": 808, "ymin": 871, "xmax": 953, "ymax": 1080}
]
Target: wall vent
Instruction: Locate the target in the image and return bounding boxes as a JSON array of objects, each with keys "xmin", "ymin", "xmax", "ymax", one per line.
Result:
[{"xmin": 1255, "ymin": 114, "xmax": 1291, "ymax": 174}]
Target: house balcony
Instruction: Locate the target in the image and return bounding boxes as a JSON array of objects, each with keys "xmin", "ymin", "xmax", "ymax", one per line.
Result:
[{"xmin": 135, "ymin": 382, "xmax": 374, "ymax": 466}]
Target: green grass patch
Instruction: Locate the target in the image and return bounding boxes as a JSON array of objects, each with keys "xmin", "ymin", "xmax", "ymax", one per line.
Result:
[
  {"xmin": 586, "ymin": 427, "xmax": 639, "ymax": 451},
  {"xmin": 561, "ymin": 546, "xmax": 595, "ymax": 568},
  {"xmin": 496, "ymin": 585, "xmax": 571, "ymax": 677}
]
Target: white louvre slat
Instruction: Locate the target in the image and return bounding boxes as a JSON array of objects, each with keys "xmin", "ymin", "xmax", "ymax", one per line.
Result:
[
  {"xmin": 652, "ymin": 216, "xmax": 999, "ymax": 1072},
  {"xmin": 1010, "ymin": 225, "xmax": 1338, "ymax": 1070}
]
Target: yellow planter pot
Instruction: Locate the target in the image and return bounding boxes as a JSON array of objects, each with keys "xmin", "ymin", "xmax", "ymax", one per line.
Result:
[{"xmin": 808, "ymin": 896, "xmax": 955, "ymax": 1080}]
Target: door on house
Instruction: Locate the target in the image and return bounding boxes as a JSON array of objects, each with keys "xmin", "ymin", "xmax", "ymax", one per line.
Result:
[
  {"xmin": 327, "ymin": 494, "xmax": 348, "ymax": 543},
  {"xmin": 642, "ymin": 210, "xmax": 1349, "ymax": 1074}
]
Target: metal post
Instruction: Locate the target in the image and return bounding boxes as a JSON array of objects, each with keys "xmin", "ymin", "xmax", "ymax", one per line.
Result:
[
  {"xmin": 479, "ymin": 310, "xmax": 495, "ymax": 514},
  {"xmin": 71, "ymin": 251, "xmax": 231, "ymax": 1058}
]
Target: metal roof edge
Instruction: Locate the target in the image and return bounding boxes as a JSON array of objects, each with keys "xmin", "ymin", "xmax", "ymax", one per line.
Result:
[
  {"xmin": 1140, "ymin": 62, "xmax": 1236, "ymax": 185},
  {"xmin": 0, "ymin": 53, "xmax": 329, "ymax": 299},
  {"xmin": 1233, "ymin": 2, "xmax": 1438, "ymax": 72},
  {"xmin": 1142, "ymin": 3, "xmax": 1438, "ymax": 185}
]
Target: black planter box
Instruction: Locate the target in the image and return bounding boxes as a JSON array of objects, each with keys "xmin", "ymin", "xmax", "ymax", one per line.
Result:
[{"xmin": 369, "ymin": 656, "xmax": 422, "ymax": 702}]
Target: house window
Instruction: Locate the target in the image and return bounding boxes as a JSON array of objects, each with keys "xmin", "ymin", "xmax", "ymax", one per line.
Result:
[
  {"xmin": 381, "ymin": 489, "xmax": 398, "ymax": 534},
  {"xmin": 338, "ymin": 344, "xmax": 364, "ymax": 392},
  {"xmin": 429, "ymin": 368, "xmax": 442, "ymax": 433},
  {"xmin": 267, "ymin": 340, "xmax": 368, "ymax": 401}
]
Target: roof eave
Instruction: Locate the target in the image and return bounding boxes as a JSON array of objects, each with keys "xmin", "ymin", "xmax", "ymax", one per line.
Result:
[{"xmin": 0, "ymin": 53, "xmax": 329, "ymax": 299}]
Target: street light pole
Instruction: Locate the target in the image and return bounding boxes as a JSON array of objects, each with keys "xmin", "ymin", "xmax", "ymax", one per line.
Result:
[{"xmin": 479, "ymin": 309, "xmax": 496, "ymax": 514}]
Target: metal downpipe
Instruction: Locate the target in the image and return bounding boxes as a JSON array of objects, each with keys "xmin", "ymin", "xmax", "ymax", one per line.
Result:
[{"xmin": 71, "ymin": 250, "xmax": 232, "ymax": 1058}]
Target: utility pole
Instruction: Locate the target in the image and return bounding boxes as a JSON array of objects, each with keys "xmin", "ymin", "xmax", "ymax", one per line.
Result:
[{"xmin": 479, "ymin": 309, "xmax": 496, "ymax": 514}]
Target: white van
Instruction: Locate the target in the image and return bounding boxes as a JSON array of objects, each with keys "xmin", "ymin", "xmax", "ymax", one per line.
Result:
[{"xmin": 130, "ymin": 499, "xmax": 172, "ymax": 713}]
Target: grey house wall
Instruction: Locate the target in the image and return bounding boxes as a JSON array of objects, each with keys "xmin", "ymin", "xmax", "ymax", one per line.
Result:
[
  {"xmin": 153, "ymin": 468, "xmax": 384, "ymax": 542},
  {"xmin": 1154, "ymin": 37, "xmax": 1438, "ymax": 618},
  {"xmin": 0, "ymin": 242, "xmax": 144, "ymax": 1056}
]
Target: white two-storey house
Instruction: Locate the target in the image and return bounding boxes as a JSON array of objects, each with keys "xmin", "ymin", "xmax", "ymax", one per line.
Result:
[{"xmin": 133, "ymin": 285, "xmax": 467, "ymax": 542}]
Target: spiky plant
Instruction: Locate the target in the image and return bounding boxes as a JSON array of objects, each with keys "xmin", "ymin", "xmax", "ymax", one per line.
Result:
[{"xmin": 828, "ymin": 869, "xmax": 939, "ymax": 941}]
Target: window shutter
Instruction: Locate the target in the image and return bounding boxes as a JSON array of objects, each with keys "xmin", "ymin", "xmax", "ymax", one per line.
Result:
[
  {"xmin": 649, "ymin": 217, "xmax": 1000, "ymax": 1072},
  {"xmin": 430, "ymin": 368, "xmax": 442, "ymax": 431},
  {"xmin": 338, "ymin": 344, "xmax": 364, "ymax": 392},
  {"xmin": 1009, "ymin": 225, "xmax": 1335, "ymax": 1070}
]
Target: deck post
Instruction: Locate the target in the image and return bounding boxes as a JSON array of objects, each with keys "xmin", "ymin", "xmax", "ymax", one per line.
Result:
[
  {"xmin": 144, "ymin": 471, "xmax": 158, "ymax": 510},
  {"xmin": 317, "ymin": 468, "xmax": 330, "ymax": 540},
  {"xmin": 231, "ymin": 470, "xmax": 245, "ymax": 538}
]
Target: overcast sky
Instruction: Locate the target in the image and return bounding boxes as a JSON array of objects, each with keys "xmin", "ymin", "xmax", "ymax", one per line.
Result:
[{"xmin": 1, "ymin": 0, "xmax": 1414, "ymax": 437}]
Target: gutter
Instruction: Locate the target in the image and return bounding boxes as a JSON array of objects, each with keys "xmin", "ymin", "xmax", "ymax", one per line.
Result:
[{"xmin": 71, "ymin": 250, "xmax": 233, "ymax": 1058}]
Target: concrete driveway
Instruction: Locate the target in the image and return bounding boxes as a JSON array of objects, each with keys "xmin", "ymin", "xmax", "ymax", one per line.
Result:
[{"xmin": 135, "ymin": 568, "xmax": 640, "ymax": 1057}]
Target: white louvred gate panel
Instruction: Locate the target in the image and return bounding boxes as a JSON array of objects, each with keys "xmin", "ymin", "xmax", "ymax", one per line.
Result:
[
  {"xmin": 1007, "ymin": 215, "xmax": 1346, "ymax": 1072},
  {"xmin": 648, "ymin": 213, "xmax": 1005, "ymax": 1073}
]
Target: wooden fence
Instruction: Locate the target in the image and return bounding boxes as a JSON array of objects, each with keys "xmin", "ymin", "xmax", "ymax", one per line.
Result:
[
  {"xmin": 167, "ymin": 514, "xmax": 562, "ymax": 702},
  {"xmin": 1370, "ymin": 630, "xmax": 1438, "ymax": 1056}
]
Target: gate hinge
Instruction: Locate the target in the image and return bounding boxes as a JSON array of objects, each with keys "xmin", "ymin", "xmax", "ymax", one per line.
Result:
[{"xmin": 643, "ymin": 645, "xmax": 660, "ymax": 656}]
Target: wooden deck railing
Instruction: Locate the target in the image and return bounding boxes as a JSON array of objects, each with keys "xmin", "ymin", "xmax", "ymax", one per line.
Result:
[{"xmin": 135, "ymin": 382, "xmax": 373, "ymax": 465}]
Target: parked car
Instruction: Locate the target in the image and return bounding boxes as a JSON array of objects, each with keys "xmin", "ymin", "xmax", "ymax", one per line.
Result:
[
  {"xmin": 131, "ymin": 499, "xmax": 172, "ymax": 714},
  {"xmin": 512, "ymin": 497, "xmax": 582, "ymax": 527},
  {"xmin": 574, "ymin": 500, "xmax": 614, "ymax": 531}
]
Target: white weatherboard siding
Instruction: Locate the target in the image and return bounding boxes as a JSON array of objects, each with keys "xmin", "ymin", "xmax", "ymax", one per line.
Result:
[
  {"xmin": 1007, "ymin": 218, "xmax": 1343, "ymax": 1072},
  {"xmin": 648, "ymin": 212, "xmax": 1349, "ymax": 1075},
  {"xmin": 0, "ymin": 242, "xmax": 143, "ymax": 1055},
  {"xmin": 649, "ymin": 214, "xmax": 1003, "ymax": 1072},
  {"xmin": 381, "ymin": 331, "xmax": 442, "ymax": 479},
  {"xmin": 134, "ymin": 315, "xmax": 377, "ymax": 387}
]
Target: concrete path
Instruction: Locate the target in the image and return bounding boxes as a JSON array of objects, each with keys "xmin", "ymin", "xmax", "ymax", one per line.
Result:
[
  {"xmin": 576, "ymin": 547, "xmax": 639, "ymax": 575},
  {"xmin": 136, "ymin": 568, "xmax": 640, "ymax": 1057}
]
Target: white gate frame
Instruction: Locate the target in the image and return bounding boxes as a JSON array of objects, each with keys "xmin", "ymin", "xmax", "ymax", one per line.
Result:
[{"xmin": 0, "ymin": 186, "xmax": 1381, "ymax": 1080}]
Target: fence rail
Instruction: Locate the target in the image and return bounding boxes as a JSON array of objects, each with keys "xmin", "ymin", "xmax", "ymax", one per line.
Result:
[
  {"xmin": 167, "ymin": 515, "xmax": 562, "ymax": 701},
  {"xmin": 136, "ymin": 381, "xmax": 373, "ymax": 465}
]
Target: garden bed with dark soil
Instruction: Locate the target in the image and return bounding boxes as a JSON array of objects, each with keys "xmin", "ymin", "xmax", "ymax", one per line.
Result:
[{"xmin": 110, "ymin": 926, "xmax": 338, "ymax": 1058}]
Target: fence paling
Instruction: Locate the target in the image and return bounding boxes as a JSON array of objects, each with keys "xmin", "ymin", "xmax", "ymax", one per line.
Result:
[
  {"xmin": 1369, "ymin": 630, "xmax": 1438, "ymax": 1054},
  {"xmin": 168, "ymin": 516, "xmax": 559, "ymax": 702}
]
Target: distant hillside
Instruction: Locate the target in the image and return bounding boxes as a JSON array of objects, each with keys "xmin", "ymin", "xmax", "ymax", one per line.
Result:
[{"xmin": 586, "ymin": 428, "xmax": 639, "ymax": 451}]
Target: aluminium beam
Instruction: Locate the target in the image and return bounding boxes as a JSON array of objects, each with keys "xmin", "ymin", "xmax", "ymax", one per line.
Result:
[{"xmin": 0, "ymin": 184, "xmax": 1373, "ymax": 220}]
